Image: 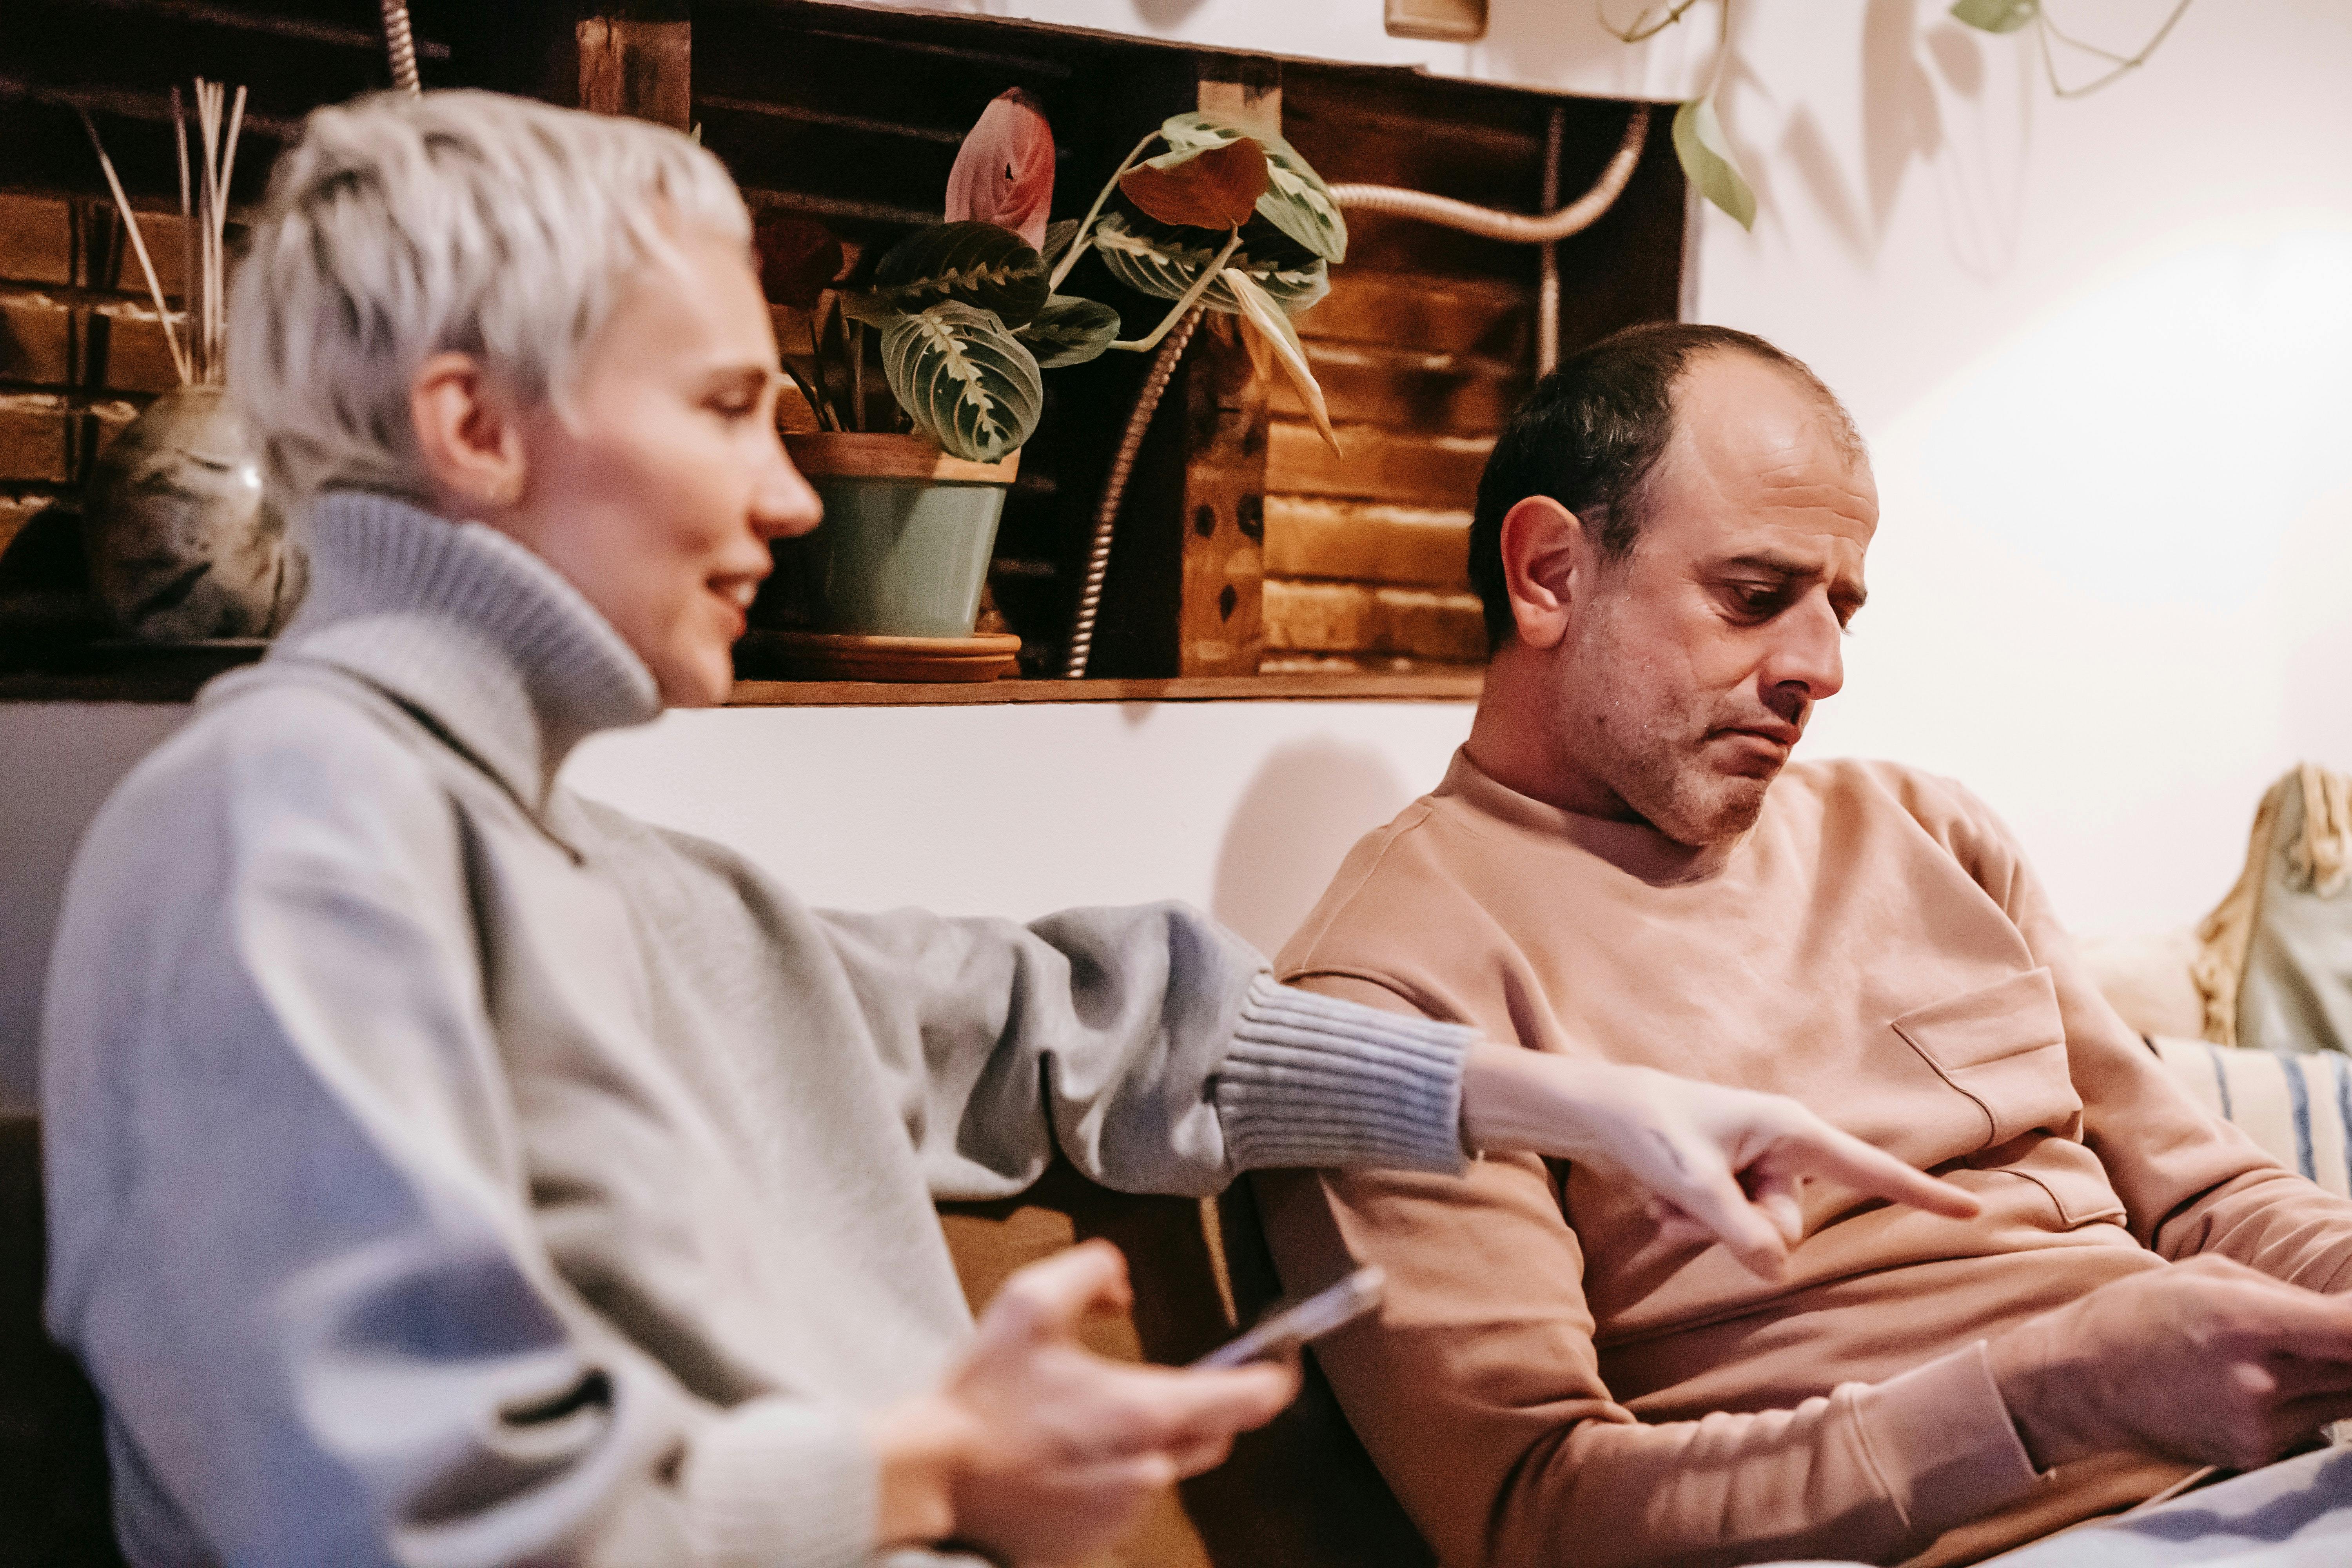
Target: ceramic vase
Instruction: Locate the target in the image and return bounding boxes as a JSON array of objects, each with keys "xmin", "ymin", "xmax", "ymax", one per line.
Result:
[{"xmin": 83, "ymin": 383, "xmax": 302, "ymax": 641}]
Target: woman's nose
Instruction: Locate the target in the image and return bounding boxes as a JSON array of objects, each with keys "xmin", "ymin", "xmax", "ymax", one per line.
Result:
[{"xmin": 752, "ymin": 439, "xmax": 824, "ymax": 541}]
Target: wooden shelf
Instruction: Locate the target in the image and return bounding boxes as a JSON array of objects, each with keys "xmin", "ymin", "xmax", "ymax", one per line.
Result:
[
  {"xmin": 0, "ymin": 640, "xmax": 263, "ymax": 702},
  {"xmin": 0, "ymin": 655, "xmax": 1480, "ymax": 707},
  {"xmin": 724, "ymin": 671, "xmax": 1482, "ymax": 706}
]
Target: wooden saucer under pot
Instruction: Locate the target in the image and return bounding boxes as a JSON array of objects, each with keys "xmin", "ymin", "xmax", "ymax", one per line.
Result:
[{"xmin": 737, "ymin": 629, "xmax": 1021, "ymax": 683}]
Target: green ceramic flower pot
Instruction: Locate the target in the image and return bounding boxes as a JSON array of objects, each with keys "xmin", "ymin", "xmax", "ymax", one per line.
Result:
[{"xmin": 784, "ymin": 434, "xmax": 1018, "ymax": 638}]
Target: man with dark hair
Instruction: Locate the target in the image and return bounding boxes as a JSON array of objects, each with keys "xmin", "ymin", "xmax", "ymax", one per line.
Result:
[{"xmin": 1253, "ymin": 323, "xmax": 2352, "ymax": 1567}]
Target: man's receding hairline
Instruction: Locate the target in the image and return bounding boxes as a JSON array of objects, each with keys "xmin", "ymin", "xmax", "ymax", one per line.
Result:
[
  {"xmin": 1668, "ymin": 343, "xmax": 1869, "ymax": 471},
  {"xmin": 1466, "ymin": 321, "xmax": 1863, "ymax": 648}
]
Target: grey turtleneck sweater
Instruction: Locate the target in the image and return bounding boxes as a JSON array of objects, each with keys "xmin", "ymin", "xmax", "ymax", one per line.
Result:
[{"xmin": 40, "ymin": 492, "xmax": 1474, "ymax": 1568}]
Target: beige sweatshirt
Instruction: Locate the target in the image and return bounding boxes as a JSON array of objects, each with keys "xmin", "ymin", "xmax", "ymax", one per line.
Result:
[{"xmin": 1255, "ymin": 750, "xmax": 2352, "ymax": 1568}]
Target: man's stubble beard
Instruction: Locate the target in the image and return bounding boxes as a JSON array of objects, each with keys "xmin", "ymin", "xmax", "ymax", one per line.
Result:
[{"xmin": 1557, "ymin": 600, "xmax": 1776, "ymax": 849}]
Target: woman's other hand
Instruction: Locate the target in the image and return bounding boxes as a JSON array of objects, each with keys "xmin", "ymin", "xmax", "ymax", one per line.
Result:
[
  {"xmin": 865, "ymin": 1240, "xmax": 1296, "ymax": 1563},
  {"xmin": 1460, "ymin": 1044, "xmax": 1981, "ymax": 1278}
]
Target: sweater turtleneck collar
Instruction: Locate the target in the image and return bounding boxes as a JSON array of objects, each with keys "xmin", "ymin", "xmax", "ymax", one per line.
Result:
[{"xmin": 265, "ymin": 490, "xmax": 661, "ymax": 808}]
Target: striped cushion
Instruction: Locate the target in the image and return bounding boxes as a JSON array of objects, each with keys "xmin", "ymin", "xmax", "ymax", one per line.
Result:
[{"xmin": 2150, "ymin": 1035, "xmax": 2352, "ymax": 1198}]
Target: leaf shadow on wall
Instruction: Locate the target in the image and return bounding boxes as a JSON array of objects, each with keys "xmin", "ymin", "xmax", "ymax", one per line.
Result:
[
  {"xmin": 1744, "ymin": 0, "xmax": 2027, "ymax": 280},
  {"xmin": 1210, "ymin": 739, "xmax": 1418, "ymax": 961}
]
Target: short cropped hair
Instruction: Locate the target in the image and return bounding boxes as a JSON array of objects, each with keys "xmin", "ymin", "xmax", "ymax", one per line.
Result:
[
  {"xmin": 1467, "ymin": 322, "xmax": 1863, "ymax": 648},
  {"xmin": 228, "ymin": 89, "xmax": 751, "ymax": 519}
]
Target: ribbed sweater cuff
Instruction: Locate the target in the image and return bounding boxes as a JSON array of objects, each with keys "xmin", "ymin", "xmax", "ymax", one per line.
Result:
[
  {"xmin": 685, "ymin": 1397, "xmax": 877, "ymax": 1568},
  {"xmin": 1216, "ymin": 975, "xmax": 1471, "ymax": 1174},
  {"xmin": 1850, "ymin": 1339, "xmax": 2043, "ymax": 1539}
]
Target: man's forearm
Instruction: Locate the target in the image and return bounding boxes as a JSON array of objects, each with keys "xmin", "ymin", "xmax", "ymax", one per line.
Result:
[
  {"xmin": 2152, "ymin": 1166, "xmax": 2352, "ymax": 1290},
  {"xmin": 1469, "ymin": 1345, "xmax": 2040, "ymax": 1568}
]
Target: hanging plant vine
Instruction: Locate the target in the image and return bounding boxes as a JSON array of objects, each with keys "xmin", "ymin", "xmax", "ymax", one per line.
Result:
[{"xmin": 1605, "ymin": 0, "xmax": 2198, "ymax": 227}]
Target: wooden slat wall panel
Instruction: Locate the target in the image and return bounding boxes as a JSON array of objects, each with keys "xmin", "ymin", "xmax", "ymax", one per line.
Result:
[
  {"xmin": 3, "ymin": 0, "xmax": 1683, "ymax": 697},
  {"xmin": 1247, "ymin": 63, "xmax": 1683, "ymax": 674},
  {"xmin": 1176, "ymin": 314, "xmax": 1269, "ymax": 677},
  {"xmin": 1267, "ymin": 423, "xmax": 1495, "ymax": 506},
  {"xmin": 1274, "ymin": 340, "xmax": 1523, "ymax": 434},
  {"xmin": 1261, "ymin": 497, "xmax": 1470, "ymax": 588},
  {"xmin": 1295, "ymin": 269, "xmax": 1532, "ymax": 358},
  {"xmin": 1261, "ymin": 579, "xmax": 1486, "ymax": 662},
  {"xmin": 0, "ymin": 190, "xmax": 189, "ymax": 567}
]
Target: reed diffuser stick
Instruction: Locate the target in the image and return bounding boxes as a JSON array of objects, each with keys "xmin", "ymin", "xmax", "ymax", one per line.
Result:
[
  {"xmin": 76, "ymin": 108, "xmax": 189, "ymax": 386},
  {"xmin": 174, "ymin": 86, "xmax": 194, "ymax": 381},
  {"xmin": 215, "ymin": 86, "xmax": 245, "ymax": 377}
]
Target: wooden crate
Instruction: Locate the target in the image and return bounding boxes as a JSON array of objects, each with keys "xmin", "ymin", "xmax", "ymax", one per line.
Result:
[{"xmin": 0, "ymin": 0, "xmax": 1683, "ymax": 701}]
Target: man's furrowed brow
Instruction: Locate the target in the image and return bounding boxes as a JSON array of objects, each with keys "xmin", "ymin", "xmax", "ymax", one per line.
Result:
[
  {"xmin": 1719, "ymin": 550, "xmax": 1816, "ymax": 583},
  {"xmin": 1720, "ymin": 550, "xmax": 1867, "ymax": 615}
]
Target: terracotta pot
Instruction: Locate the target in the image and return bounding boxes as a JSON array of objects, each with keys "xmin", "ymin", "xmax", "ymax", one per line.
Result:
[{"xmin": 779, "ymin": 433, "xmax": 1019, "ymax": 638}]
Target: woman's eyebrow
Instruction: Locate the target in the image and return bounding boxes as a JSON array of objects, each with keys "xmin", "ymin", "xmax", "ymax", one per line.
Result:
[{"xmin": 699, "ymin": 364, "xmax": 782, "ymax": 394}]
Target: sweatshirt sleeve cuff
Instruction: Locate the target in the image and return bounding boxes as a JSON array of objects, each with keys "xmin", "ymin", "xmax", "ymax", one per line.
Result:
[
  {"xmin": 684, "ymin": 1396, "xmax": 878, "ymax": 1568},
  {"xmin": 1849, "ymin": 1339, "xmax": 2043, "ymax": 1539},
  {"xmin": 1214, "ymin": 975, "xmax": 1472, "ymax": 1175}
]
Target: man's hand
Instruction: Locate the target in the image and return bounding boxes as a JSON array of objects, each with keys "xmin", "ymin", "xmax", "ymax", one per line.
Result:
[
  {"xmin": 1987, "ymin": 1255, "xmax": 2352, "ymax": 1472},
  {"xmin": 866, "ymin": 1241, "xmax": 1297, "ymax": 1564},
  {"xmin": 1460, "ymin": 1044, "xmax": 1981, "ymax": 1277}
]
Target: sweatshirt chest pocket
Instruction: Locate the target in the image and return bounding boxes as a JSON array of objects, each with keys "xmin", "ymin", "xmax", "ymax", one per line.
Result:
[{"xmin": 1891, "ymin": 968, "xmax": 2080, "ymax": 1152}]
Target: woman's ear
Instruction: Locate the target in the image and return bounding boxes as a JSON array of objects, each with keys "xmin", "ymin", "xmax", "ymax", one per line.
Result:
[
  {"xmin": 410, "ymin": 352, "xmax": 528, "ymax": 518},
  {"xmin": 1500, "ymin": 496, "xmax": 1589, "ymax": 650}
]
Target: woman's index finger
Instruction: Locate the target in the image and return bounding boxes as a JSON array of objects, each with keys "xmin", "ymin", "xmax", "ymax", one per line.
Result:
[{"xmin": 1777, "ymin": 1127, "xmax": 1983, "ymax": 1219}]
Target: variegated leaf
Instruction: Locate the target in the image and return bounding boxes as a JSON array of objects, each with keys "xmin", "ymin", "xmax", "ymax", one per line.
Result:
[
  {"xmin": 880, "ymin": 302, "xmax": 1044, "ymax": 463},
  {"xmin": 1016, "ymin": 294, "xmax": 1121, "ymax": 369},
  {"xmin": 1221, "ymin": 267, "xmax": 1338, "ymax": 454},
  {"xmin": 1092, "ymin": 212, "xmax": 1328, "ymax": 316},
  {"xmin": 1160, "ymin": 112, "xmax": 1348, "ymax": 263},
  {"xmin": 872, "ymin": 221, "xmax": 1051, "ymax": 329}
]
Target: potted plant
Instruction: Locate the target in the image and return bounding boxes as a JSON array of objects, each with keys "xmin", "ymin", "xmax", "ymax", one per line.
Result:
[{"xmin": 754, "ymin": 89, "xmax": 1347, "ymax": 667}]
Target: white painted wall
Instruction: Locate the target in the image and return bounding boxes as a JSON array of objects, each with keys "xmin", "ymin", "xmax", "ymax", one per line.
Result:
[
  {"xmin": 1683, "ymin": 1, "xmax": 2352, "ymax": 938},
  {"xmin": 564, "ymin": 702, "xmax": 1471, "ymax": 943},
  {"xmin": 1, "ymin": 703, "xmax": 192, "ymax": 1109},
  {"xmin": 849, "ymin": 0, "xmax": 1717, "ymax": 100},
  {"xmin": 7, "ymin": 2, "xmax": 2350, "ymax": 1098},
  {"xmin": 0, "ymin": 699, "xmax": 1470, "ymax": 1108},
  {"xmin": 861, "ymin": 0, "xmax": 2352, "ymax": 931}
]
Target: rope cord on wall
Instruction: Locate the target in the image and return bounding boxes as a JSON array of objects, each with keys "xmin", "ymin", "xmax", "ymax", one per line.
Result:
[
  {"xmin": 380, "ymin": 1, "xmax": 423, "ymax": 95},
  {"xmin": 1328, "ymin": 103, "xmax": 1651, "ymax": 244},
  {"xmin": 1062, "ymin": 305, "xmax": 1205, "ymax": 678}
]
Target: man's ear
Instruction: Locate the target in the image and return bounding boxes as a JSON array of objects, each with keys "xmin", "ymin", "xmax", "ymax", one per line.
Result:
[
  {"xmin": 1499, "ymin": 496, "xmax": 1588, "ymax": 651},
  {"xmin": 410, "ymin": 351, "xmax": 528, "ymax": 518}
]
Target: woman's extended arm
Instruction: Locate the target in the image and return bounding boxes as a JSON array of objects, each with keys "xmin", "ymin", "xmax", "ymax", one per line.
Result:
[
  {"xmin": 792, "ymin": 887, "xmax": 1975, "ymax": 1257},
  {"xmin": 1460, "ymin": 1044, "xmax": 1980, "ymax": 1277}
]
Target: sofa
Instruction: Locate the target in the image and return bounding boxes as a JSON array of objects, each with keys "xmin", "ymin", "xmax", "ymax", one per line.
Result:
[
  {"xmin": 0, "ymin": 1114, "xmax": 1425, "ymax": 1568},
  {"xmin": 5, "ymin": 1035, "xmax": 2332, "ymax": 1568},
  {"xmin": 7, "ymin": 766, "xmax": 2343, "ymax": 1566}
]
